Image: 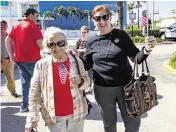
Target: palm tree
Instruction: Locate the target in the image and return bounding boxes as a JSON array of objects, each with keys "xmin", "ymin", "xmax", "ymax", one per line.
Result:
[
  {"xmin": 43, "ymin": 11, "xmax": 55, "ymax": 29},
  {"xmin": 53, "ymin": 6, "xmax": 68, "ymax": 25},
  {"xmin": 67, "ymin": 6, "xmax": 79, "ymax": 29},
  {"xmin": 128, "ymin": 1, "xmax": 135, "ymax": 12},
  {"xmin": 117, "ymin": 1, "xmax": 123, "ymax": 30}
]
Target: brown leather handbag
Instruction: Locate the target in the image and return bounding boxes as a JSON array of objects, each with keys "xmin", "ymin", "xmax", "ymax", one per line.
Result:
[{"xmin": 124, "ymin": 57, "xmax": 159, "ymax": 117}]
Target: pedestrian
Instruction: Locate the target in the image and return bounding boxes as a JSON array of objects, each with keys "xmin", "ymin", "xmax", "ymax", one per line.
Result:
[
  {"xmin": 75, "ymin": 26, "xmax": 92, "ymax": 93},
  {"xmin": 82, "ymin": 5, "xmax": 157, "ymax": 132},
  {"xmin": 25, "ymin": 27, "xmax": 89, "ymax": 132},
  {"xmin": 0, "ymin": 20, "xmax": 19, "ymax": 98},
  {"xmin": 75, "ymin": 26, "xmax": 89, "ymax": 58},
  {"xmin": 5, "ymin": 8, "xmax": 43, "ymax": 112}
]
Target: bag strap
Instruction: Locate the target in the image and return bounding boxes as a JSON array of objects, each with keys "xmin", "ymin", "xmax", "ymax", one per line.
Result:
[
  {"xmin": 70, "ymin": 53, "xmax": 86, "ymax": 97},
  {"xmin": 134, "ymin": 53, "xmax": 150, "ymax": 78},
  {"xmin": 142, "ymin": 60, "xmax": 150, "ymax": 75}
]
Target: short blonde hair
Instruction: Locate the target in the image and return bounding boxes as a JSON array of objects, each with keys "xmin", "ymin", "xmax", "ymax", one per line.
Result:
[
  {"xmin": 42, "ymin": 26, "xmax": 67, "ymax": 48},
  {"xmin": 80, "ymin": 26, "xmax": 89, "ymax": 33},
  {"xmin": 92, "ymin": 5, "xmax": 111, "ymax": 17}
]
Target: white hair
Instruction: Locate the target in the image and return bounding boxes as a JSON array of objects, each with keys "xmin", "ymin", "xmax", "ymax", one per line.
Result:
[{"xmin": 42, "ymin": 26, "xmax": 67, "ymax": 48}]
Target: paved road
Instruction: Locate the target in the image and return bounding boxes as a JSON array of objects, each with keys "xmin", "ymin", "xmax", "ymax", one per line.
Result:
[{"xmin": 1, "ymin": 43, "xmax": 176, "ymax": 132}]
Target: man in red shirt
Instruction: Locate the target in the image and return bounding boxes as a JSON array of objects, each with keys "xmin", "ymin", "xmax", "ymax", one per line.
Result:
[{"xmin": 5, "ymin": 8, "xmax": 43, "ymax": 112}]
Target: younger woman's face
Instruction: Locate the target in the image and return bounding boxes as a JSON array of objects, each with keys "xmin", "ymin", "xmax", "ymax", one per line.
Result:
[{"xmin": 92, "ymin": 10, "xmax": 111, "ymax": 34}]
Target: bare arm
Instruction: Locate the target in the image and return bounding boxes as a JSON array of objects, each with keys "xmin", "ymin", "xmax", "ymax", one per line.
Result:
[
  {"xmin": 5, "ymin": 36, "xmax": 15, "ymax": 61},
  {"xmin": 36, "ymin": 39, "xmax": 43, "ymax": 50}
]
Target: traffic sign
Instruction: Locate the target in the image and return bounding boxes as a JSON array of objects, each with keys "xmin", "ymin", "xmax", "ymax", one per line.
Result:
[
  {"xmin": 0, "ymin": 1, "xmax": 9, "ymax": 6},
  {"xmin": 131, "ymin": 20, "xmax": 135, "ymax": 25},
  {"xmin": 129, "ymin": 13, "xmax": 136, "ymax": 20}
]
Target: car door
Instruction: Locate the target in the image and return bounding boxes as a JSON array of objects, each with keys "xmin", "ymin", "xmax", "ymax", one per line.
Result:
[{"xmin": 170, "ymin": 23, "xmax": 176, "ymax": 38}]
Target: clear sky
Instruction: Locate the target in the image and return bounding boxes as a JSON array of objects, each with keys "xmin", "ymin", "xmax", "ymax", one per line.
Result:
[{"xmin": 127, "ymin": 1, "xmax": 176, "ymax": 24}]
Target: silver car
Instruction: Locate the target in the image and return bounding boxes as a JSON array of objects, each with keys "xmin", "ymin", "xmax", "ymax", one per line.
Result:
[{"xmin": 160, "ymin": 23, "xmax": 176, "ymax": 41}]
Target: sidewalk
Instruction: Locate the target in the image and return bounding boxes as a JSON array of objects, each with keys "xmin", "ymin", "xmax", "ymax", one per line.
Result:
[{"xmin": 1, "ymin": 75, "xmax": 176, "ymax": 132}]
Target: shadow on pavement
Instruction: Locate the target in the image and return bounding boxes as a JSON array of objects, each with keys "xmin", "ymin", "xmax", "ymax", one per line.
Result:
[
  {"xmin": 157, "ymin": 94, "xmax": 163, "ymax": 99},
  {"xmin": 1, "ymin": 106, "xmax": 26, "ymax": 132},
  {"xmin": 1, "ymin": 102, "xmax": 21, "ymax": 106}
]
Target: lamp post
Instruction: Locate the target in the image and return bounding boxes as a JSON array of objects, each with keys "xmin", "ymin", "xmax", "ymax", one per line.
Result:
[
  {"xmin": 88, "ymin": 11, "xmax": 91, "ymax": 29},
  {"xmin": 8, "ymin": 2, "xmax": 13, "ymax": 28}
]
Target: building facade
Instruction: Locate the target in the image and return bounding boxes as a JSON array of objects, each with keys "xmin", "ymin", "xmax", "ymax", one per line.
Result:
[
  {"xmin": 39, "ymin": 1, "xmax": 127, "ymax": 30},
  {"xmin": 0, "ymin": 1, "xmax": 127, "ymax": 31}
]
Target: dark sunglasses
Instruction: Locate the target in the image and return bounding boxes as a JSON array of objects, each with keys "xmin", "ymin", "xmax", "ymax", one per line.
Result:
[
  {"xmin": 93, "ymin": 14, "xmax": 110, "ymax": 22},
  {"xmin": 81, "ymin": 32, "xmax": 87, "ymax": 34},
  {"xmin": 47, "ymin": 40, "xmax": 66, "ymax": 49}
]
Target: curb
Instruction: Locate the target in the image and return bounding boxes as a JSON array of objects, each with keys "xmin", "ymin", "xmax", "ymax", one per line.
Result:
[{"xmin": 161, "ymin": 61, "xmax": 176, "ymax": 75}]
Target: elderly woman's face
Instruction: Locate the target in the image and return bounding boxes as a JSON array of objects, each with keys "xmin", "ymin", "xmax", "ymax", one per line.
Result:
[
  {"xmin": 93, "ymin": 10, "xmax": 111, "ymax": 34},
  {"xmin": 47, "ymin": 33, "xmax": 66, "ymax": 55}
]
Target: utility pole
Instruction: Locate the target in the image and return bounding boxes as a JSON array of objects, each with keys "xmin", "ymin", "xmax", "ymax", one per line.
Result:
[
  {"xmin": 137, "ymin": 1, "xmax": 140, "ymax": 29},
  {"xmin": 152, "ymin": 1, "xmax": 154, "ymax": 29}
]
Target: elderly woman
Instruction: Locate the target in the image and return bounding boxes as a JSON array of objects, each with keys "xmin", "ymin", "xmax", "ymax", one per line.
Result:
[
  {"xmin": 83, "ymin": 5, "xmax": 157, "ymax": 132},
  {"xmin": 25, "ymin": 27, "xmax": 89, "ymax": 132}
]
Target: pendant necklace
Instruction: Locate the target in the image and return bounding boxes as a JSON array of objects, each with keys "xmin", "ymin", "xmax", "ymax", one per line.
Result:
[{"xmin": 97, "ymin": 32, "xmax": 112, "ymax": 58}]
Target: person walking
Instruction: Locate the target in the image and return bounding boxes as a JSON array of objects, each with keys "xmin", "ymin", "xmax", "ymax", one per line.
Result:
[
  {"xmin": 82, "ymin": 5, "xmax": 157, "ymax": 132},
  {"xmin": 5, "ymin": 8, "xmax": 43, "ymax": 112},
  {"xmin": 0, "ymin": 20, "xmax": 19, "ymax": 98},
  {"xmin": 25, "ymin": 27, "xmax": 89, "ymax": 132}
]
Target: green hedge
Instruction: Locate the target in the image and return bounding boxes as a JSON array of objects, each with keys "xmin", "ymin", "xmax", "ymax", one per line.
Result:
[
  {"xmin": 131, "ymin": 36, "xmax": 162, "ymax": 43},
  {"xmin": 126, "ymin": 28, "xmax": 160, "ymax": 37},
  {"xmin": 168, "ymin": 52, "xmax": 176, "ymax": 69}
]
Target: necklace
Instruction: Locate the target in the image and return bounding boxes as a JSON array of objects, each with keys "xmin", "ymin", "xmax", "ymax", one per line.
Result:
[{"xmin": 97, "ymin": 33, "xmax": 112, "ymax": 58}]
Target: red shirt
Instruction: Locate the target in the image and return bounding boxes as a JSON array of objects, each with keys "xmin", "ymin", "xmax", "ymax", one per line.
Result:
[
  {"xmin": 9, "ymin": 19, "xmax": 43, "ymax": 62},
  {"xmin": 52, "ymin": 59, "xmax": 73, "ymax": 116}
]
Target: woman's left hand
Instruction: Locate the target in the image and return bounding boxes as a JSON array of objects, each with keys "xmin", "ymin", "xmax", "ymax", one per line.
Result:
[
  {"xmin": 70, "ymin": 75, "xmax": 81, "ymax": 88},
  {"xmin": 144, "ymin": 36, "xmax": 157, "ymax": 53}
]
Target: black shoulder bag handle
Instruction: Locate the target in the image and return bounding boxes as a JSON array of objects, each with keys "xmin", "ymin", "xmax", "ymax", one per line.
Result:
[{"xmin": 70, "ymin": 53, "xmax": 92, "ymax": 114}]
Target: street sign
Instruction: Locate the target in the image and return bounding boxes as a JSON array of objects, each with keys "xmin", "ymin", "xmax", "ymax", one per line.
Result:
[
  {"xmin": 131, "ymin": 20, "xmax": 135, "ymax": 25},
  {"xmin": 129, "ymin": 13, "xmax": 136, "ymax": 20},
  {"xmin": 0, "ymin": 1, "xmax": 9, "ymax": 6}
]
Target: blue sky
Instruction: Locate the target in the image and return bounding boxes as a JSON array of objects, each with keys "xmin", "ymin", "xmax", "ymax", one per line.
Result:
[{"xmin": 127, "ymin": 1, "xmax": 176, "ymax": 24}]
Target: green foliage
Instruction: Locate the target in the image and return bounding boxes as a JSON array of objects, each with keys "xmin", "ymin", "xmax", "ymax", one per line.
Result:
[
  {"xmin": 131, "ymin": 36, "xmax": 162, "ymax": 43},
  {"xmin": 131, "ymin": 36, "xmax": 145, "ymax": 43},
  {"xmin": 126, "ymin": 28, "xmax": 160, "ymax": 37},
  {"xmin": 168, "ymin": 52, "xmax": 176, "ymax": 69}
]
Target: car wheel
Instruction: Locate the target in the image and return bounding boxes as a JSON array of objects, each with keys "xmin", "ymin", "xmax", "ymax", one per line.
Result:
[{"xmin": 160, "ymin": 33, "xmax": 166, "ymax": 41}]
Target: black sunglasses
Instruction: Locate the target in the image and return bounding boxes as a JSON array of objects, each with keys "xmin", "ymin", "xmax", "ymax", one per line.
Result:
[
  {"xmin": 93, "ymin": 14, "xmax": 110, "ymax": 22},
  {"xmin": 47, "ymin": 40, "xmax": 66, "ymax": 49}
]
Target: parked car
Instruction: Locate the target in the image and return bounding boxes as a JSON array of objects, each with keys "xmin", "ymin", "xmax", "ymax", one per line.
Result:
[{"xmin": 160, "ymin": 23, "xmax": 176, "ymax": 41}]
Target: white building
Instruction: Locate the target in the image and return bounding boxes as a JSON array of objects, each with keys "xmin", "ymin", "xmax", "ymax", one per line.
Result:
[{"xmin": 0, "ymin": 1, "xmax": 44, "ymax": 32}]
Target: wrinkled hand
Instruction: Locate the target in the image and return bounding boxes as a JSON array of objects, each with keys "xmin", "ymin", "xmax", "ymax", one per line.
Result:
[
  {"xmin": 66, "ymin": 49, "xmax": 79, "ymax": 56},
  {"xmin": 25, "ymin": 122, "xmax": 38, "ymax": 132},
  {"xmin": 70, "ymin": 75, "xmax": 81, "ymax": 88},
  {"xmin": 145, "ymin": 36, "xmax": 157, "ymax": 52}
]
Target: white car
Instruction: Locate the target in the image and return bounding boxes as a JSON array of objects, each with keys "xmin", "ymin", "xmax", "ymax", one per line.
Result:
[{"xmin": 160, "ymin": 23, "xmax": 176, "ymax": 41}]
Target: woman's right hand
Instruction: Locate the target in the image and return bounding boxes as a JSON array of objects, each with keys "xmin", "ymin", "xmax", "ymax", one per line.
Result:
[{"xmin": 25, "ymin": 122, "xmax": 38, "ymax": 132}]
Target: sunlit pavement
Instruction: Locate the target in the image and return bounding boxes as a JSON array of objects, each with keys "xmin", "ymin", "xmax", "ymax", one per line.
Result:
[{"xmin": 1, "ymin": 42, "xmax": 176, "ymax": 132}]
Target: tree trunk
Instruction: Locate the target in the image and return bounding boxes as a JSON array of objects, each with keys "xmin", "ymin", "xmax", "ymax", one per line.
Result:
[{"xmin": 117, "ymin": 1, "xmax": 124, "ymax": 30}]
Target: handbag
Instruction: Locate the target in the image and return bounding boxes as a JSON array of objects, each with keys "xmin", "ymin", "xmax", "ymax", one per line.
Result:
[
  {"xmin": 124, "ymin": 56, "xmax": 159, "ymax": 117},
  {"xmin": 70, "ymin": 53, "xmax": 92, "ymax": 115}
]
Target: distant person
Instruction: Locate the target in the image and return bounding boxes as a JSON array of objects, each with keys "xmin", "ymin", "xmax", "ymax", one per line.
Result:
[
  {"xmin": 0, "ymin": 20, "xmax": 19, "ymax": 98},
  {"xmin": 75, "ymin": 26, "xmax": 89, "ymax": 58},
  {"xmin": 25, "ymin": 27, "xmax": 89, "ymax": 132},
  {"xmin": 5, "ymin": 8, "xmax": 43, "ymax": 112}
]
